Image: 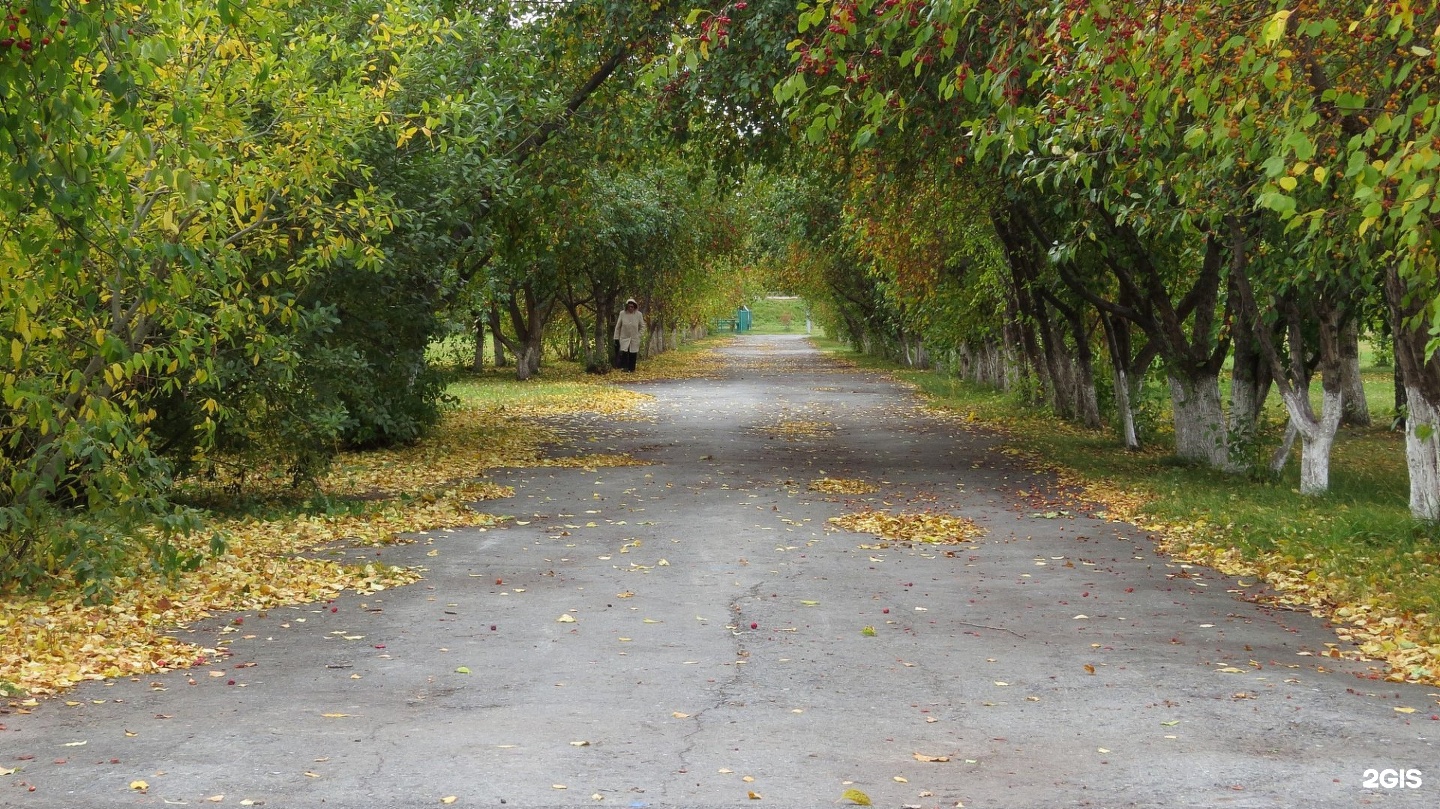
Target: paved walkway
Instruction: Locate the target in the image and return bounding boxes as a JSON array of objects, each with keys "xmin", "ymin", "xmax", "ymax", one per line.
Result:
[{"xmin": 4, "ymin": 335, "xmax": 1436, "ymax": 807}]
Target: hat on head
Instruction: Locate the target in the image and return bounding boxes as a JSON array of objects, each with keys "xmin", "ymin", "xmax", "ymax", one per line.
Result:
[{"xmin": 625, "ymin": 298, "xmax": 637, "ymax": 306}]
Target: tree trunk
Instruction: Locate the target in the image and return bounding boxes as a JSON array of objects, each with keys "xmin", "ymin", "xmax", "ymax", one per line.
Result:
[
  {"xmin": 1395, "ymin": 362, "xmax": 1408, "ymax": 427},
  {"xmin": 1279, "ymin": 385, "xmax": 1344, "ymax": 495},
  {"xmin": 1046, "ymin": 290, "xmax": 1102, "ymax": 430},
  {"xmin": 1229, "ymin": 243, "xmax": 1345, "ymax": 493},
  {"xmin": 1168, "ymin": 372, "xmax": 1228, "ymax": 467},
  {"xmin": 563, "ymin": 299, "xmax": 593, "ymax": 370},
  {"xmin": 1099, "ymin": 311, "xmax": 1143, "ymax": 450},
  {"xmin": 515, "ymin": 344, "xmax": 540, "ymax": 380},
  {"xmin": 591, "ymin": 308, "xmax": 612, "ymax": 373},
  {"xmin": 1226, "ymin": 274, "xmax": 1269, "ymax": 470},
  {"xmin": 487, "ymin": 303, "xmax": 509, "ymax": 368},
  {"xmin": 1339, "ymin": 318, "xmax": 1371, "ymax": 427},
  {"xmin": 992, "ymin": 208, "xmax": 1051, "ymax": 407},
  {"xmin": 1270, "ymin": 419, "xmax": 1299, "ymax": 474},
  {"xmin": 1385, "ymin": 263, "xmax": 1440, "ymax": 519},
  {"xmin": 501, "ymin": 278, "xmax": 556, "ymax": 381},
  {"xmin": 472, "ymin": 315, "xmax": 486, "ymax": 372},
  {"xmin": 1114, "ymin": 367, "xmax": 1139, "ymax": 449},
  {"xmin": 1401, "ymin": 388, "xmax": 1440, "ymax": 520}
]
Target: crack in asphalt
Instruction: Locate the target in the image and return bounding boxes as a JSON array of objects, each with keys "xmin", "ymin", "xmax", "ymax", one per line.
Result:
[{"xmin": 667, "ymin": 581, "xmax": 764, "ymax": 799}]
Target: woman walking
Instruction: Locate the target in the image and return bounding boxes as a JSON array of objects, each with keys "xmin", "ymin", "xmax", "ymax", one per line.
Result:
[{"xmin": 613, "ymin": 298, "xmax": 645, "ymax": 372}]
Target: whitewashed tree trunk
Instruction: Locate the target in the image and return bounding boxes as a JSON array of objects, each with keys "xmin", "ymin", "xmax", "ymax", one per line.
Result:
[
  {"xmin": 1278, "ymin": 387, "xmax": 1343, "ymax": 495},
  {"xmin": 1403, "ymin": 388, "xmax": 1440, "ymax": 520},
  {"xmin": 1270, "ymin": 419, "xmax": 1299, "ymax": 474},
  {"xmin": 1114, "ymin": 368, "xmax": 1140, "ymax": 450},
  {"xmin": 1168, "ymin": 374, "xmax": 1228, "ymax": 468}
]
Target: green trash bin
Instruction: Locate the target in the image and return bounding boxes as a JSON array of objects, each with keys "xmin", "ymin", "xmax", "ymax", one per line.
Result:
[{"xmin": 737, "ymin": 306, "xmax": 752, "ymax": 332}]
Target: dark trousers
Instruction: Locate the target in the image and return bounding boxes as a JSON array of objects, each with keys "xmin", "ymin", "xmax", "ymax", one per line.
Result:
[{"xmin": 619, "ymin": 350, "xmax": 638, "ymax": 371}]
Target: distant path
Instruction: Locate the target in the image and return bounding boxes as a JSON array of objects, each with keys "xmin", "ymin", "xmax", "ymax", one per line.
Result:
[{"xmin": 6, "ymin": 335, "xmax": 1435, "ymax": 808}]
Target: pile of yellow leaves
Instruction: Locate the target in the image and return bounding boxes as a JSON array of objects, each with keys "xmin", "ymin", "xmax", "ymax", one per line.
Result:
[
  {"xmin": 809, "ymin": 477, "xmax": 881, "ymax": 495},
  {"xmin": 0, "ymin": 350, "xmax": 688, "ymax": 697},
  {"xmin": 763, "ymin": 419, "xmax": 835, "ymax": 440},
  {"xmin": 830, "ymin": 510, "xmax": 986, "ymax": 545}
]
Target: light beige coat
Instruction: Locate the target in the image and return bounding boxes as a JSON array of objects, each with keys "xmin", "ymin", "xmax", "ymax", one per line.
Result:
[{"xmin": 613, "ymin": 309, "xmax": 645, "ymax": 353}]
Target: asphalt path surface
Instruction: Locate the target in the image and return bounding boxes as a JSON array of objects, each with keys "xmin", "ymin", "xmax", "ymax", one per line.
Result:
[{"xmin": 4, "ymin": 335, "xmax": 1437, "ymax": 808}]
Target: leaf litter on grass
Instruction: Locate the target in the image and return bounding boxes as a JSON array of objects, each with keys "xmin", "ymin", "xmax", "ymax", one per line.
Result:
[{"xmin": 0, "ymin": 347, "xmax": 732, "ymax": 698}]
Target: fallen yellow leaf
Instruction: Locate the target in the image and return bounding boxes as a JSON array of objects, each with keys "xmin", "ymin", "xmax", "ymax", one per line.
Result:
[
  {"xmin": 672, "ymin": 711, "xmax": 690, "ymax": 718},
  {"xmin": 1395, "ymin": 707, "xmax": 1417, "ymax": 713},
  {"xmin": 747, "ymin": 791, "xmax": 761, "ymax": 800},
  {"xmin": 441, "ymin": 797, "xmax": 458, "ymax": 805},
  {"xmin": 129, "ymin": 780, "xmax": 149, "ymax": 791},
  {"xmin": 841, "ymin": 788, "xmax": 872, "ymax": 806},
  {"xmin": 557, "ymin": 615, "xmax": 577, "ymax": 623},
  {"xmin": 913, "ymin": 753, "xmax": 950, "ymax": 762}
]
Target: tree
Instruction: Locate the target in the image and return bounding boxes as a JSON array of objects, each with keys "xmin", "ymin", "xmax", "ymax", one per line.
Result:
[{"xmin": 0, "ymin": 0, "xmax": 416, "ymax": 589}]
